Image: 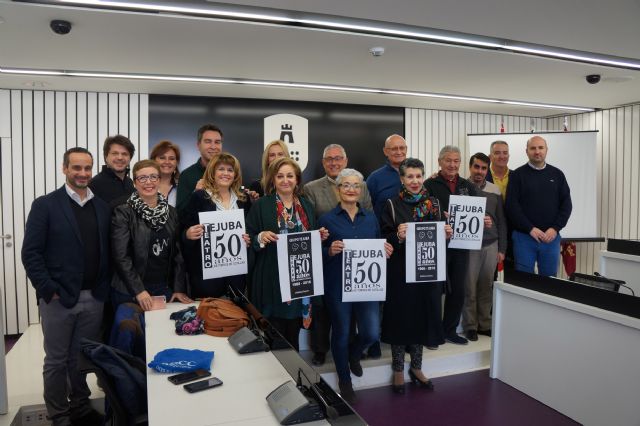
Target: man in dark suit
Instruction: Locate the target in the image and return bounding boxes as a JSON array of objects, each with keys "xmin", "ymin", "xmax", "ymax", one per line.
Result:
[{"xmin": 22, "ymin": 147, "xmax": 111, "ymax": 426}]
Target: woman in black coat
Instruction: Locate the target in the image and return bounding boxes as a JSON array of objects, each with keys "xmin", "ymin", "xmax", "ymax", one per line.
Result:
[
  {"xmin": 111, "ymin": 159, "xmax": 191, "ymax": 309},
  {"xmin": 182, "ymin": 153, "xmax": 251, "ymax": 298},
  {"xmin": 380, "ymin": 158, "xmax": 452, "ymax": 394}
]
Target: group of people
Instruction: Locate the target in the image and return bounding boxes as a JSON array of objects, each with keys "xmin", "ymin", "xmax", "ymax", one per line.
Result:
[{"xmin": 21, "ymin": 122, "xmax": 572, "ymax": 423}]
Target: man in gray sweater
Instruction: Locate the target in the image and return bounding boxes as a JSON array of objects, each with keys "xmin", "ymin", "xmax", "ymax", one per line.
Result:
[{"xmin": 462, "ymin": 153, "xmax": 507, "ymax": 341}]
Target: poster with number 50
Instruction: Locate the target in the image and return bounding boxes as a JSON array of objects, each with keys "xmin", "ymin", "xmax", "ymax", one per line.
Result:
[{"xmin": 447, "ymin": 195, "xmax": 486, "ymax": 250}]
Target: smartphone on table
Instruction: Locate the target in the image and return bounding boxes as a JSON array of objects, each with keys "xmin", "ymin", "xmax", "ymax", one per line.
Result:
[
  {"xmin": 168, "ymin": 369, "xmax": 211, "ymax": 385},
  {"xmin": 184, "ymin": 377, "xmax": 223, "ymax": 393}
]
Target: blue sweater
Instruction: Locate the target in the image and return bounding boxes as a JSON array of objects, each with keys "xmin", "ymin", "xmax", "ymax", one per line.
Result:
[
  {"xmin": 318, "ymin": 205, "xmax": 381, "ymax": 300},
  {"xmin": 366, "ymin": 162, "xmax": 401, "ymax": 220},
  {"xmin": 505, "ymin": 163, "xmax": 572, "ymax": 233}
]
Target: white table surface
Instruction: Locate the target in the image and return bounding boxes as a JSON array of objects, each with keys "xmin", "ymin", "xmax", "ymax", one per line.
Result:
[{"xmin": 145, "ymin": 303, "xmax": 306, "ymax": 426}]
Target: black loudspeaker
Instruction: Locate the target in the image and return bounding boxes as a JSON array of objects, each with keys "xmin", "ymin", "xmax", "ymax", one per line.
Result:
[{"xmin": 227, "ymin": 326, "xmax": 270, "ymax": 354}]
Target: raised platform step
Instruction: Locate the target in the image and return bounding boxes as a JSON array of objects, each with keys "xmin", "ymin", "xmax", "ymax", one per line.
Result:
[{"xmin": 300, "ymin": 336, "xmax": 491, "ymax": 390}]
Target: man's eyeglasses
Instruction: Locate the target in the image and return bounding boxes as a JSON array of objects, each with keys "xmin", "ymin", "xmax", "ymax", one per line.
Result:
[
  {"xmin": 339, "ymin": 183, "xmax": 361, "ymax": 191},
  {"xmin": 386, "ymin": 146, "xmax": 407, "ymax": 153},
  {"xmin": 323, "ymin": 156, "xmax": 345, "ymax": 163},
  {"xmin": 135, "ymin": 174, "xmax": 160, "ymax": 183}
]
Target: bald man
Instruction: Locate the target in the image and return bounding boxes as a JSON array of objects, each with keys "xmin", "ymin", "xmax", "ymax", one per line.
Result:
[
  {"xmin": 505, "ymin": 136, "xmax": 572, "ymax": 276},
  {"xmin": 366, "ymin": 134, "xmax": 408, "ymax": 219}
]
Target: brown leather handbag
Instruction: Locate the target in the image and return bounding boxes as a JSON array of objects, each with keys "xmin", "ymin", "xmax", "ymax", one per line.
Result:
[{"xmin": 196, "ymin": 298, "xmax": 250, "ymax": 337}]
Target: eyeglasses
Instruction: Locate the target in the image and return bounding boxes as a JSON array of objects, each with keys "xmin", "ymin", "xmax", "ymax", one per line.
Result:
[
  {"xmin": 323, "ymin": 156, "xmax": 345, "ymax": 163},
  {"xmin": 135, "ymin": 174, "xmax": 160, "ymax": 183},
  {"xmin": 386, "ymin": 146, "xmax": 407, "ymax": 153},
  {"xmin": 339, "ymin": 183, "xmax": 361, "ymax": 190}
]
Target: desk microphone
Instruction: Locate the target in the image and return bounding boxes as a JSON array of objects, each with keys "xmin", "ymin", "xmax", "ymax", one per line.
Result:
[
  {"xmin": 297, "ymin": 368, "xmax": 339, "ymax": 421},
  {"xmin": 593, "ymin": 272, "xmax": 635, "ymax": 296}
]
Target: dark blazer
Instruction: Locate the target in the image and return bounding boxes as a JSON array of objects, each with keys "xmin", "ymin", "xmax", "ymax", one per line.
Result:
[
  {"xmin": 22, "ymin": 186, "xmax": 111, "ymax": 308},
  {"xmin": 180, "ymin": 189, "xmax": 251, "ymax": 298},
  {"xmin": 111, "ymin": 203, "xmax": 186, "ymax": 297},
  {"xmin": 246, "ymin": 194, "xmax": 318, "ymax": 318}
]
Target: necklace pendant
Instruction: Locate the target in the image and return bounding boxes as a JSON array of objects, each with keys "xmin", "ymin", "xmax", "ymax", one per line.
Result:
[{"xmin": 286, "ymin": 220, "xmax": 295, "ymax": 229}]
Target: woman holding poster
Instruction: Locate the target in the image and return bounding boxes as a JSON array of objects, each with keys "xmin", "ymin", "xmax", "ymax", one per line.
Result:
[
  {"xmin": 319, "ymin": 168, "xmax": 393, "ymax": 404},
  {"xmin": 182, "ymin": 153, "xmax": 251, "ymax": 298},
  {"xmin": 381, "ymin": 158, "xmax": 452, "ymax": 395},
  {"xmin": 246, "ymin": 157, "xmax": 328, "ymax": 350}
]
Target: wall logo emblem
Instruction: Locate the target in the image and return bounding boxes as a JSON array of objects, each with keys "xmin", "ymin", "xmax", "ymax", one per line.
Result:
[{"xmin": 264, "ymin": 114, "xmax": 308, "ymax": 171}]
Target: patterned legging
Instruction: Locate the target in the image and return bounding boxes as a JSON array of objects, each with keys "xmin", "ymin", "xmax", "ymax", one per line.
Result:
[{"xmin": 391, "ymin": 344, "xmax": 423, "ymax": 372}]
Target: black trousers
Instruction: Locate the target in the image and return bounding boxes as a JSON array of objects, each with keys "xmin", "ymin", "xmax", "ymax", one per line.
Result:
[{"xmin": 442, "ymin": 248, "xmax": 469, "ymax": 336}]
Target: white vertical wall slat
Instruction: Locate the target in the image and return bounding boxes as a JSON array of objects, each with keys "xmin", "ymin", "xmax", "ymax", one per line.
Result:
[
  {"xmin": 0, "ymin": 90, "xmax": 148, "ymax": 334},
  {"xmin": 87, "ymin": 93, "xmax": 99, "ymax": 175},
  {"xmin": 139, "ymin": 94, "xmax": 150, "ymax": 160},
  {"xmin": 66, "ymin": 92, "xmax": 77, "ymax": 150},
  {"xmin": 108, "ymin": 93, "xmax": 118, "ymax": 136},
  {"xmin": 98, "ymin": 93, "xmax": 109, "ymax": 168},
  {"xmin": 3, "ymin": 91, "xmax": 20, "ymax": 334},
  {"xmin": 54, "ymin": 92, "xmax": 66, "ymax": 188},
  {"xmin": 44, "ymin": 92, "xmax": 56, "ymax": 195},
  {"xmin": 631, "ymin": 105, "xmax": 640, "ymax": 240},
  {"xmin": 118, "ymin": 93, "xmax": 129, "ymax": 139},
  {"xmin": 18, "ymin": 92, "xmax": 33, "ymax": 331},
  {"xmin": 77, "ymin": 92, "xmax": 87, "ymax": 149},
  {"xmin": 0, "ymin": 91, "xmax": 10, "ymax": 138},
  {"xmin": 129, "ymin": 94, "xmax": 140, "ymax": 164}
]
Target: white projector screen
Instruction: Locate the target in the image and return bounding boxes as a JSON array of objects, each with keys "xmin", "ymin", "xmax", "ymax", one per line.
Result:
[{"xmin": 468, "ymin": 131, "xmax": 598, "ymax": 240}]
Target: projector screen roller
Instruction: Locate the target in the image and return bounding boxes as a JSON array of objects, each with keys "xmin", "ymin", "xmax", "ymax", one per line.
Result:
[{"xmin": 468, "ymin": 131, "xmax": 598, "ymax": 240}]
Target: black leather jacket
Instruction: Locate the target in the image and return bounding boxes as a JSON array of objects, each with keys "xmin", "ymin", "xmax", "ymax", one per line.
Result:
[{"xmin": 110, "ymin": 203, "xmax": 186, "ymax": 297}]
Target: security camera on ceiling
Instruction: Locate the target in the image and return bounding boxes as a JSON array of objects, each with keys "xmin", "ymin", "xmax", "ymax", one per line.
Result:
[
  {"xmin": 585, "ymin": 74, "xmax": 601, "ymax": 84},
  {"xmin": 50, "ymin": 20, "xmax": 72, "ymax": 35}
]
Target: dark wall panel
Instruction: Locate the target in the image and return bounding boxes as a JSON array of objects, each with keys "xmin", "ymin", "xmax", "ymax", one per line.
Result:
[{"xmin": 149, "ymin": 95, "xmax": 404, "ymax": 184}]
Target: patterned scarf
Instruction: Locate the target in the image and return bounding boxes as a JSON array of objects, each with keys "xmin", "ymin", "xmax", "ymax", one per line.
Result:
[
  {"xmin": 275, "ymin": 194, "xmax": 310, "ymax": 232},
  {"xmin": 127, "ymin": 191, "xmax": 169, "ymax": 230},
  {"xmin": 398, "ymin": 186, "xmax": 441, "ymax": 221}
]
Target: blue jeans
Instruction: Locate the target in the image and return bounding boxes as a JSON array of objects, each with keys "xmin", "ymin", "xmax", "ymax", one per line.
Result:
[
  {"xmin": 326, "ymin": 297, "xmax": 379, "ymax": 383},
  {"xmin": 512, "ymin": 230, "xmax": 561, "ymax": 276}
]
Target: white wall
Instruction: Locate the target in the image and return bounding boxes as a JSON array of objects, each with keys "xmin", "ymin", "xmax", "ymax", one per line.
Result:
[
  {"xmin": 0, "ymin": 89, "xmax": 148, "ymax": 334},
  {"xmin": 405, "ymin": 106, "xmax": 640, "ymax": 280},
  {"xmin": 548, "ymin": 107, "xmax": 640, "ymax": 279},
  {"xmin": 404, "ymin": 109, "xmax": 547, "ymax": 174}
]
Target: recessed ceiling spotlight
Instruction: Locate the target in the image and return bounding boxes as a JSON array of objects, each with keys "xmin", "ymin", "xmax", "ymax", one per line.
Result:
[
  {"xmin": 22, "ymin": 81, "xmax": 50, "ymax": 88},
  {"xmin": 369, "ymin": 47, "xmax": 385, "ymax": 57},
  {"xmin": 602, "ymin": 76, "xmax": 635, "ymax": 83}
]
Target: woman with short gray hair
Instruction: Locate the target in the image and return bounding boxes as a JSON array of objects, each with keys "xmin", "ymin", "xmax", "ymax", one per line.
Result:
[{"xmin": 319, "ymin": 168, "xmax": 392, "ymax": 404}]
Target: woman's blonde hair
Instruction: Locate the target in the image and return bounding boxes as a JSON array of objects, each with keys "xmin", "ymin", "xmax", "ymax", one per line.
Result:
[
  {"xmin": 202, "ymin": 152, "xmax": 246, "ymax": 202},
  {"xmin": 264, "ymin": 157, "xmax": 303, "ymax": 197},
  {"xmin": 260, "ymin": 140, "xmax": 290, "ymax": 192}
]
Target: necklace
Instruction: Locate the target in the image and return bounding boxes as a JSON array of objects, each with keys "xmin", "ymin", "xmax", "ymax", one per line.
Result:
[{"xmin": 282, "ymin": 205, "xmax": 296, "ymax": 229}]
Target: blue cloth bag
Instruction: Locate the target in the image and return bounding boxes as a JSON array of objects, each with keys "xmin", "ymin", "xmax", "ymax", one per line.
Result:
[{"xmin": 148, "ymin": 348, "xmax": 214, "ymax": 373}]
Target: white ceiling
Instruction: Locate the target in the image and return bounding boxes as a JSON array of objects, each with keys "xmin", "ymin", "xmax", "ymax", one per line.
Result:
[{"xmin": 1, "ymin": 0, "xmax": 639, "ymax": 117}]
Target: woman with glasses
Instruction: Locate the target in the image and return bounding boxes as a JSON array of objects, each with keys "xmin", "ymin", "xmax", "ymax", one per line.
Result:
[
  {"xmin": 111, "ymin": 159, "xmax": 192, "ymax": 308},
  {"xmin": 381, "ymin": 158, "xmax": 452, "ymax": 395},
  {"xmin": 246, "ymin": 157, "xmax": 329, "ymax": 350},
  {"xmin": 318, "ymin": 168, "xmax": 392, "ymax": 404},
  {"xmin": 150, "ymin": 140, "xmax": 181, "ymax": 207},
  {"xmin": 182, "ymin": 153, "xmax": 251, "ymax": 298},
  {"xmin": 110, "ymin": 160, "xmax": 192, "ymax": 357}
]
